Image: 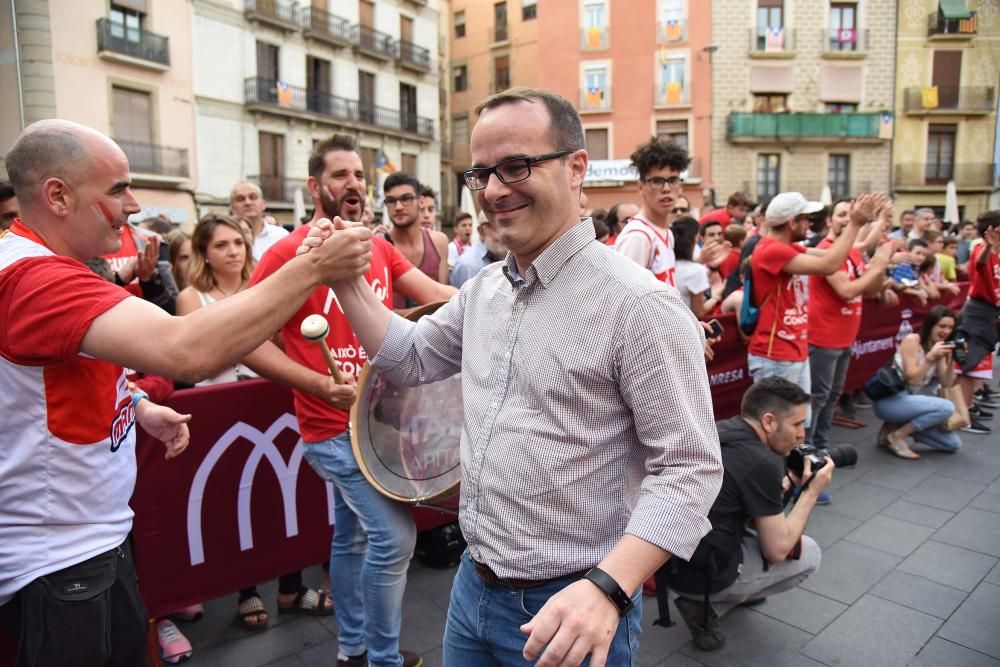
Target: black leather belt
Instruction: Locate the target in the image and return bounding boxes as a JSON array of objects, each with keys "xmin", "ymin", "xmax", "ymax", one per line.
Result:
[{"xmin": 471, "ymin": 559, "xmax": 589, "ymax": 590}]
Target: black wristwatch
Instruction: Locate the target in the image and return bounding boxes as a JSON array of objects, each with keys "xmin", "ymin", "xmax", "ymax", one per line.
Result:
[{"xmin": 583, "ymin": 567, "xmax": 634, "ymax": 617}]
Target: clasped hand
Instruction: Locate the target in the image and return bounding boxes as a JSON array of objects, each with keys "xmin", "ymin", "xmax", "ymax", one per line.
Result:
[{"xmin": 296, "ymin": 217, "xmax": 373, "ymax": 285}]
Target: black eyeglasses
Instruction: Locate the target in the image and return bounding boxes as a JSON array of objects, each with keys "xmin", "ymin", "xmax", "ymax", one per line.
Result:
[
  {"xmin": 463, "ymin": 150, "xmax": 574, "ymax": 191},
  {"xmin": 384, "ymin": 194, "xmax": 418, "ymax": 206},
  {"xmin": 642, "ymin": 176, "xmax": 683, "ymax": 190}
]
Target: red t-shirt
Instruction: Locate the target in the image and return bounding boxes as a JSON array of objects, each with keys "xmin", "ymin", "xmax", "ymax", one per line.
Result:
[
  {"xmin": 718, "ymin": 248, "xmax": 741, "ymax": 279},
  {"xmin": 248, "ymin": 225, "xmax": 414, "ymax": 442},
  {"xmin": 749, "ymin": 237, "xmax": 808, "ymax": 361},
  {"xmin": 102, "ymin": 226, "xmax": 142, "ymax": 297},
  {"xmin": 968, "ymin": 243, "xmax": 1000, "ymax": 306},
  {"xmin": 699, "ymin": 208, "xmax": 733, "ymax": 230},
  {"xmin": 809, "ymin": 238, "xmax": 865, "ymax": 349}
]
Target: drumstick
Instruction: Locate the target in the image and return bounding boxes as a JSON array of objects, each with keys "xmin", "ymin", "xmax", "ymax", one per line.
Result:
[{"xmin": 300, "ymin": 314, "xmax": 345, "ymax": 385}]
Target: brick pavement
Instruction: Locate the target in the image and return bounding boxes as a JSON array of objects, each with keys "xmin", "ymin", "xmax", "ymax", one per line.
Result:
[{"xmin": 176, "ymin": 409, "xmax": 1000, "ymax": 667}]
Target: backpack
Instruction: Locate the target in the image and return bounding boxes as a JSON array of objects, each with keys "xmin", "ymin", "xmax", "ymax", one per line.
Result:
[{"xmin": 738, "ymin": 255, "xmax": 780, "ymax": 341}]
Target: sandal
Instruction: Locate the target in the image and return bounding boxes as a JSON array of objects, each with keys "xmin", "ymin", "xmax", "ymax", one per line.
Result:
[
  {"xmin": 157, "ymin": 619, "xmax": 193, "ymax": 664},
  {"xmin": 278, "ymin": 587, "xmax": 334, "ymax": 617},
  {"xmin": 884, "ymin": 431, "xmax": 921, "ymax": 460},
  {"xmin": 237, "ymin": 595, "xmax": 270, "ymax": 631}
]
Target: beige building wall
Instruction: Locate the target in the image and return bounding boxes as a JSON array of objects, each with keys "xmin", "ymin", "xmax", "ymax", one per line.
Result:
[
  {"xmin": 892, "ymin": 0, "xmax": 999, "ymax": 221},
  {"xmin": 711, "ymin": 0, "xmax": 895, "ymax": 206}
]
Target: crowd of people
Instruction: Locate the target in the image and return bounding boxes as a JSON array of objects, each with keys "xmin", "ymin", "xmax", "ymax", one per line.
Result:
[{"xmin": 2, "ymin": 86, "xmax": 999, "ymax": 667}]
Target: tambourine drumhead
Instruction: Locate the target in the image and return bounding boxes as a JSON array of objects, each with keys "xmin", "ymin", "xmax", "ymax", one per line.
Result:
[{"xmin": 350, "ymin": 301, "xmax": 462, "ymax": 504}]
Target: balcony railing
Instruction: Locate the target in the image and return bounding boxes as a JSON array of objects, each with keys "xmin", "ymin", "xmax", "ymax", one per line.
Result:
[
  {"xmin": 822, "ymin": 28, "xmax": 868, "ymax": 52},
  {"xmin": 658, "ymin": 19, "xmax": 687, "ymax": 44},
  {"xmin": 750, "ymin": 27, "xmax": 795, "ymax": 53},
  {"xmin": 244, "ymin": 0, "xmax": 298, "ymax": 29},
  {"xmin": 117, "ymin": 140, "xmax": 188, "ymax": 178},
  {"xmin": 96, "ymin": 18, "xmax": 170, "ymax": 66},
  {"xmin": 928, "ymin": 10, "xmax": 978, "ymax": 37},
  {"xmin": 247, "ymin": 175, "xmax": 306, "ymax": 203},
  {"xmin": 579, "ymin": 87, "xmax": 611, "ymax": 111},
  {"xmin": 903, "ymin": 86, "xmax": 994, "ymax": 114},
  {"xmin": 727, "ymin": 112, "xmax": 888, "ymax": 140},
  {"xmin": 244, "ymin": 77, "xmax": 434, "ymax": 138},
  {"xmin": 655, "ymin": 82, "xmax": 690, "ymax": 106},
  {"xmin": 353, "ymin": 24, "xmax": 397, "ymax": 59},
  {"xmin": 895, "ymin": 163, "xmax": 994, "ymax": 187},
  {"xmin": 298, "ymin": 6, "xmax": 354, "ymax": 46},
  {"xmin": 581, "ymin": 26, "xmax": 609, "ymax": 50},
  {"xmin": 494, "ymin": 22, "xmax": 508, "ymax": 42},
  {"xmin": 397, "ymin": 39, "xmax": 431, "ymax": 72}
]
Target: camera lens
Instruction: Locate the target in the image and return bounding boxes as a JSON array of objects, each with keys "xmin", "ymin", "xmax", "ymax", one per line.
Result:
[{"xmin": 823, "ymin": 445, "xmax": 858, "ymax": 469}]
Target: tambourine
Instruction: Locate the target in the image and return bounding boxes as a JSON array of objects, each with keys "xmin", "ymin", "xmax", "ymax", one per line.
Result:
[{"xmin": 349, "ymin": 301, "xmax": 462, "ymax": 505}]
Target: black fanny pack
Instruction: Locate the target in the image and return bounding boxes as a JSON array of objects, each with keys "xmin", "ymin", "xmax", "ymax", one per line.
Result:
[{"xmin": 863, "ymin": 362, "xmax": 907, "ymax": 402}]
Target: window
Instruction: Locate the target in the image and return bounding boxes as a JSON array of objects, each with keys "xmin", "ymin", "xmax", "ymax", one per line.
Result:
[
  {"xmin": 453, "ymin": 65, "xmax": 468, "ymax": 92},
  {"xmin": 494, "ymin": 2, "xmax": 508, "ymax": 42},
  {"xmin": 112, "ymin": 87, "xmax": 154, "ymax": 172},
  {"xmin": 359, "ymin": 0, "xmax": 374, "ymax": 28},
  {"xmin": 656, "ymin": 120, "xmax": 688, "ymax": 150},
  {"xmin": 825, "ymin": 102, "xmax": 857, "ymax": 113},
  {"xmin": 756, "ymin": 0, "xmax": 784, "ymax": 50},
  {"xmin": 493, "ymin": 55, "xmax": 510, "ymax": 92},
  {"xmin": 454, "ymin": 10, "xmax": 466, "ymax": 38},
  {"xmin": 659, "ymin": 57, "xmax": 686, "ymax": 105},
  {"xmin": 523, "ymin": 0, "xmax": 537, "ymax": 20},
  {"xmin": 757, "ymin": 153, "xmax": 781, "ymax": 199},
  {"xmin": 583, "ymin": 1, "xmax": 608, "ymax": 49},
  {"xmin": 582, "ymin": 66, "xmax": 609, "ymax": 109},
  {"xmin": 659, "ymin": 0, "xmax": 685, "ymax": 42},
  {"xmin": 926, "ymin": 124, "xmax": 956, "ymax": 183},
  {"xmin": 109, "ymin": 3, "xmax": 143, "ymax": 42},
  {"xmin": 360, "ymin": 146, "xmax": 377, "ymax": 189},
  {"xmin": 401, "ymin": 153, "xmax": 417, "ymax": 176},
  {"xmin": 932, "ymin": 50, "xmax": 963, "ymax": 109},
  {"xmin": 256, "ymin": 41, "xmax": 279, "ymax": 81},
  {"xmin": 753, "ymin": 93, "xmax": 787, "ymax": 112},
  {"xmin": 452, "ymin": 115, "xmax": 469, "ymax": 145},
  {"xmin": 400, "ymin": 83, "xmax": 418, "ymax": 133},
  {"xmin": 307, "ymin": 56, "xmax": 331, "ymax": 114},
  {"xmin": 359, "ymin": 71, "xmax": 375, "ymax": 124},
  {"xmin": 585, "ymin": 128, "xmax": 609, "ymax": 160},
  {"xmin": 258, "ymin": 131, "xmax": 285, "ymax": 201},
  {"xmin": 829, "ymin": 3, "xmax": 858, "ymax": 51},
  {"xmin": 828, "ymin": 154, "xmax": 850, "ymax": 199},
  {"xmin": 400, "ymin": 15, "xmax": 413, "ymax": 43}
]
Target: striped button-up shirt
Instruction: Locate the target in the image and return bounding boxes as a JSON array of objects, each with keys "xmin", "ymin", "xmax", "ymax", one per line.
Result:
[{"xmin": 372, "ymin": 219, "xmax": 722, "ymax": 579}]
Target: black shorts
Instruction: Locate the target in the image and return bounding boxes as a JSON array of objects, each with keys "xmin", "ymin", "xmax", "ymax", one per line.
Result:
[
  {"xmin": 6, "ymin": 540, "xmax": 147, "ymax": 667},
  {"xmin": 957, "ymin": 297, "xmax": 1000, "ymax": 374}
]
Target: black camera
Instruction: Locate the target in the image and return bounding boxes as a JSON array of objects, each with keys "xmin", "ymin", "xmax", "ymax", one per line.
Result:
[
  {"xmin": 950, "ymin": 337, "xmax": 969, "ymax": 352},
  {"xmin": 787, "ymin": 444, "xmax": 858, "ymax": 477}
]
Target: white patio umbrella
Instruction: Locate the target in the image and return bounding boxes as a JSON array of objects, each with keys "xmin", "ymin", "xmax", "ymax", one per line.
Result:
[
  {"xmin": 944, "ymin": 180, "xmax": 960, "ymax": 225},
  {"xmin": 820, "ymin": 184, "xmax": 833, "ymax": 207}
]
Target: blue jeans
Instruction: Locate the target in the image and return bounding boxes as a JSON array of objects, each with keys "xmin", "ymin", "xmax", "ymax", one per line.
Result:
[
  {"xmin": 873, "ymin": 391, "xmax": 961, "ymax": 451},
  {"xmin": 302, "ymin": 433, "xmax": 417, "ymax": 667},
  {"xmin": 808, "ymin": 346, "xmax": 853, "ymax": 447},
  {"xmin": 443, "ymin": 552, "xmax": 642, "ymax": 666},
  {"xmin": 748, "ymin": 353, "xmax": 812, "ymax": 426}
]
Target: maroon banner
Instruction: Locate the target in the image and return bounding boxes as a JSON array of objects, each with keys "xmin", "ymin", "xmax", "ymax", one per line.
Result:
[{"xmin": 131, "ymin": 380, "xmax": 455, "ymax": 619}]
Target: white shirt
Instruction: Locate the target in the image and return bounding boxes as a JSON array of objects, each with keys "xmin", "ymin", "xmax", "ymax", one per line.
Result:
[
  {"xmin": 675, "ymin": 259, "xmax": 710, "ymax": 309},
  {"xmin": 253, "ymin": 223, "xmax": 290, "ymax": 261}
]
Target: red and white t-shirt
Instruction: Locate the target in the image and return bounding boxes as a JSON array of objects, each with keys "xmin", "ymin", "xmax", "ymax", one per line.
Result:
[
  {"xmin": 102, "ymin": 224, "xmax": 143, "ymax": 297},
  {"xmin": 749, "ymin": 237, "xmax": 809, "ymax": 362},
  {"xmin": 249, "ymin": 225, "xmax": 414, "ymax": 442},
  {"xmin": 0, "ymin": 222, "xmax": 135, "ymax": 605},
  {"xmin": 809, "ymin": 239, "xmax": 865, "ymax": 349},
  {"xmin": 968, "ymin": 243, "xmax": 1000, "ymax": 306},
  {"xmin": 614, "ymin": 215, "xmax": 676, "ymax": 286}
]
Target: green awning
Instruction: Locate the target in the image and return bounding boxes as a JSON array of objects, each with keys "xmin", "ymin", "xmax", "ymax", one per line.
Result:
[{"xmin": 939, "ymin": 0, "xmax": 972, "ymax": 19}]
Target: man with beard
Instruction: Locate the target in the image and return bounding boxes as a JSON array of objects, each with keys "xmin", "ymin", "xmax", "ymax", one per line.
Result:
[
  {"xmin": 449, "ymin": 211, "xmax": 507, "ymax": 287},
  {"xmin": 242, "ymin": 134, "xmax": 452, "ymax": 667},
  {"xmin": 383, "ymin": 173, "xmax": 450, "ymax": 308},
  {"xmin": 230, "ymin": 180, "xmax": 289, "ymax": 260}
]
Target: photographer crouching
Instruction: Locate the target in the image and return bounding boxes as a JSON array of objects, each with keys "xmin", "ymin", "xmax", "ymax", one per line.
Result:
[{"xmin": 666, "ymin": 378, "xmax": 855, "ymax": 651}]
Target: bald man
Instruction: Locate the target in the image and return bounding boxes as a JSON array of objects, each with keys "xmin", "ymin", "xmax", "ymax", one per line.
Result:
[
  {"xmin": 0, "ymin": 120, "xmax": 372, "ymax": 664},
  {"xmin": 230, "ymin": 180, "xmax": 289, "ymax": 260}
]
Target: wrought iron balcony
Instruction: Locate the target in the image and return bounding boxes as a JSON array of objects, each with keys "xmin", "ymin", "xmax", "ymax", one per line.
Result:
[
  {"xmin": 822, "ymin": 28, "xmax": 868, "ymax": 53},
  {"xmin": 579, "ymin": 87, "xmax": 611, "ymax": 111},
  {"xmin": 902, "ymin": 86, "xmax": 994, "ymax": 114},
  {"xmin": 299, "ymin": 6, "xmax": 354, "ymax": 47},
  {"xmin": 494, "ymin": 22, "xmax": 508, "ymax": 43},
  {"xmin": 247, "ymin": 175, "xmax": 306, "ymax": 203},
  {"xmin": 353, "ymin": 24, "xmax": 397, "ymax": 60},
  {"xmin": 928, "ymin": 10, "xmax": 978, "ymax": 37},
  {"xmin": 655, "ymin": 82, "xmax": 690, "ymax": 106},
  {"xmin": 727, "ymin": 112, "xmax": 889, "ymax": 141},
  {"xmin": 658, "ymin": 19, "xmax": 687, "ymax": 44},
  {"xmin": 244, "ymin": 0, "xmax": 299, "ymax": 31},
  {"xmin": 244, "ymin": 77, "xmax": 434, "ymax": 139},
  {"xmin": 750, "ymin": 27, "xmax": 795, "ymax": 53},
  {"xmin": 117, "ymin": 140, "xmax": 188, "ymax": 178},
  {"xmin": 96, "ymin": 18, "xmax": 169, "ymax": 67},
  {"xmin": 895, "ymin": 163, "xmax": 994, "ymax": 188},
  {"xmin": 397, "ymin": 39, "xmax": 431, "ymax": 72},
  {"xmin": 581, "ymin": 26, "xmax": 609, "ymax": 50}
]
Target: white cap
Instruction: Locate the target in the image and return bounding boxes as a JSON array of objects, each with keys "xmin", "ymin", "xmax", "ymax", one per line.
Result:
[{"xmin": 765, "ymin": 192, "xmax": 825, "ymax": 226}]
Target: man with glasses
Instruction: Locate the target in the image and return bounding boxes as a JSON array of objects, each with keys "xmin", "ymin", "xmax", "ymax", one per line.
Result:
[
  {"xmin": 313, "ymin": 88, "xmax": 722, "ymax": 666},
  {"xmin": 382, "ymin": 173, "xmax": 450, "ymax": 308}
]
